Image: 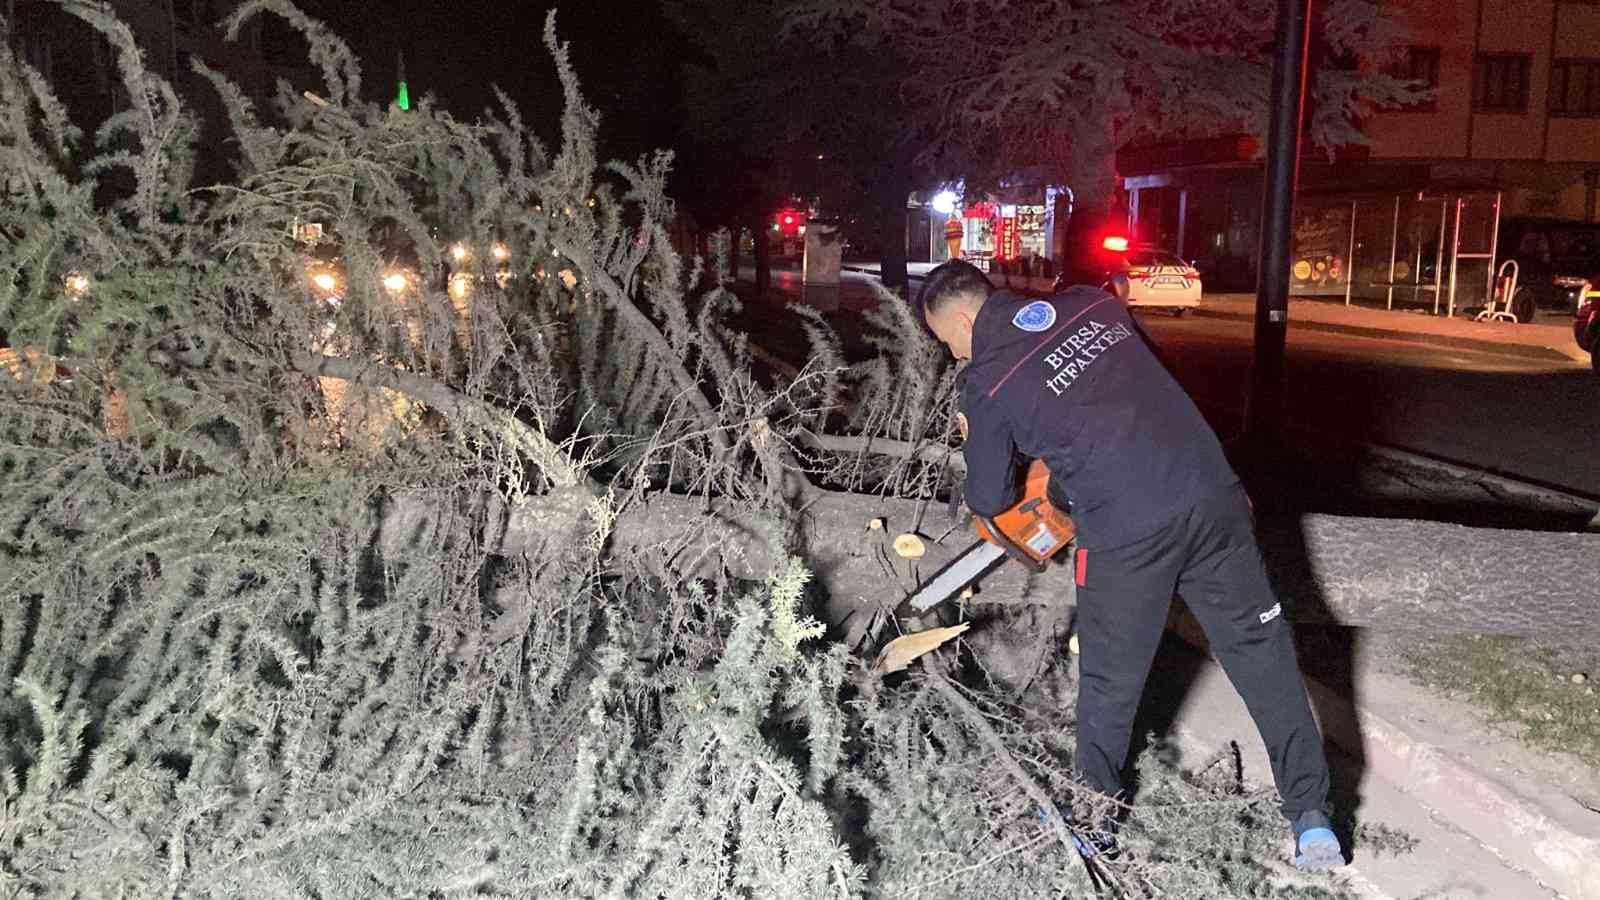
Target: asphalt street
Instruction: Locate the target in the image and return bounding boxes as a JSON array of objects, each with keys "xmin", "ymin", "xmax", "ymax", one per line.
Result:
[
  {"xmin": 736, "ymin": 267, "xmax": 1599, "ymax": 498},
  {"xmin": 1135, "ymin": 312, "xmax": 1598, "ymax": 498}
]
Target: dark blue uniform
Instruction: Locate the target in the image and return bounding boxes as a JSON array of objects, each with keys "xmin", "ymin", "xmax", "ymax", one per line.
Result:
[
  {"xmin": 960, "ymin": 288, "xmax": 1235, "ymax": 544},
  {"xmin": 960, "ymin": 287, "xmax": 1330, "ymax": 823}
]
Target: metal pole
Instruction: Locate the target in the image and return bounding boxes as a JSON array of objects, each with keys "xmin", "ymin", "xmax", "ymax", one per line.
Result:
[
  {"xmin": 1344, "ymin": 199, "xmax": 1357, "ymax": 306},
  {"xmin": 1176, "ymin": 189, "xmax": 1189, "ymax": 258},
  {"xmin": 1485, "ymin": 191, "xmax": 1502, "ymax": 308},
  {"xmin": 1247, "ymin": 0, "xmax": 1313, "ymax": 441},
  {"xmin": 1413, "ymin": 219, "xmax": 1424, "ymax": 305},
  {"xmin": 1386, "ymin": 195, "xmax": 1399, "ymax": 310},
  {"xmin": 1447, "ymin": 196, "xmax": 1464, "ymax": 318},
  {"xmin": 1433, "ymin": 199, "xmax": 1447, "ymax": 315}
]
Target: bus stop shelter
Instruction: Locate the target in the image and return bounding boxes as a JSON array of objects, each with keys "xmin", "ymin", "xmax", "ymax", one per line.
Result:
[{"xmin": 1291, "ymin": 189, "xmax": 1503, "ymax": 318}]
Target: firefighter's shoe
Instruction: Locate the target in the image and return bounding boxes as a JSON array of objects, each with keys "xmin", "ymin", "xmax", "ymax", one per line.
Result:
[
  {"xmin": 1071, "ymin": 828, "xmax": 1121, "ymax": 861},
  {"xmin": 1292, "ymin": 811, "xmax": 1344, "ymax": 870}
]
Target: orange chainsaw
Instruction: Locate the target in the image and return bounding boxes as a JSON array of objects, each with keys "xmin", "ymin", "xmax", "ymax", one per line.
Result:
[{"xmin": 894, "ymin": 460, "xmax": 1076, "ymax": 620}]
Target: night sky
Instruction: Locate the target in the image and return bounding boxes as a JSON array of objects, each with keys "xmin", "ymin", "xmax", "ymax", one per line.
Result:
[{"xmin": 295, "ymin": 0, "xmax": 688, "ymax": 159}]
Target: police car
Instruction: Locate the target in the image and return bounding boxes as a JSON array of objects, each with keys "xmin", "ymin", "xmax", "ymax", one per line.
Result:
[{"xmin": 1052, "ymin": 237, "xmax": 1203, "ymax": 315}]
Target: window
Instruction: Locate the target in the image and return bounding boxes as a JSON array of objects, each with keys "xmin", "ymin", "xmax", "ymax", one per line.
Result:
[
  {"xmin": 1516, "ymin": 230, "xmax": 1550, "ymax": 263},
  {"xmin": 1547, "ymin": 227, "xmax": 1600, "ymax": 261},
  {"xmin": 1475, "ymin": 54, "xmax": 1530, "ymax": 113},
  {"xmin": 1389, "ymin": 46, "xmax": 1441, "ymax": 111},
  {"xmin": 1551, "ymin": 59, "xmax": 1600, "ymax": 117},
  {"xmin": 1128, "ymin": 250, "xmax": 1187, "ymax": 268}
]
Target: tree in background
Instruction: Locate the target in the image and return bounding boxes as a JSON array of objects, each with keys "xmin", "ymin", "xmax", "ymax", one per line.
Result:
[
  {"xmin": 669, "ymin": 0, "xmax": 936, "ymax": 289},
  {"xmin": 784, "ymin": 0, "xmax": 1426, "ymax": 250}
]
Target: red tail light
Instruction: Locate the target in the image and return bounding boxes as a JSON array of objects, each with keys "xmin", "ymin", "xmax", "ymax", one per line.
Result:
[
  {"xmin": 1126, "ymin": 267, "xmax": 1151, "ymax": 279},
  {"xmin": 1183, "ymin": 267, "xmax": 1200, "ymax": 279}
]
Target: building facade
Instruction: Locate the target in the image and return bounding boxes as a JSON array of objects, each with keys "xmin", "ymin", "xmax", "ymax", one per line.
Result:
[{"xmin": 1119, "ymin": 0, "xmax": 1600, "ymax": 312}]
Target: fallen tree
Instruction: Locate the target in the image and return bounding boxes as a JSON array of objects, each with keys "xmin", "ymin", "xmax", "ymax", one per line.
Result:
[
  {"xmin": 405, "ymin": 484, "xmax": 1598, "ymax": 642},
  {"xmin": 2, "ymin": 4, "xmax": 1565, "ymax": 897}
]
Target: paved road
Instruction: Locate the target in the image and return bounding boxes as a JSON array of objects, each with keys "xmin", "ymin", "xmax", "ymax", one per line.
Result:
[
  {"xmin": 736, "ymin": 269, "xmax": 1599, "ymax": 498},
  {"xmin": 736, "ymin": 267, "xmax": 888, "ymax": 312},
  {"xmin": 1135, "ymin": 312, "xmax": 1599, "ymax": 498}
]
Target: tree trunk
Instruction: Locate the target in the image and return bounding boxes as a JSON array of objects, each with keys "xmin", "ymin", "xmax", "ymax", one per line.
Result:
[
  {"xmin": 390, "ymin": 486, "xmax": 1600, "ymax": 644},
  {"xmin": 752, "ymin": 218, "xmax": 772, "ymax": 296},
  {"xmin": 877, "ymin": 182, "xmax": 908, "ymax": 290}
]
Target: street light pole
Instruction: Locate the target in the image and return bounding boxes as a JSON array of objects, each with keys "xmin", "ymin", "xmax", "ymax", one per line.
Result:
[{"xmin": 1246, "ymin": 0, "xmax": 1313, "ymax": 441}]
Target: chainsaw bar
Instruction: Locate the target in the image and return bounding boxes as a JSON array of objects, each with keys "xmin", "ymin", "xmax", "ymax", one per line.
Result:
[{"xmin": 894, "ymin": 539, "xmax": 1008, "ymax": 619}]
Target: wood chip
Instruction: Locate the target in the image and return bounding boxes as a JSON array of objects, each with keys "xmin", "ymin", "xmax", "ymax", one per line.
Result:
[
  {"xmin": 868, "ymin": 517, "xmax": 884, "ymax": 531},
  {"xmin": 892, "ymin": 533, "xmax": 926, "ymax": 559},
  {"xmin": 1068, "ymin": 633, "xmax": 1080, "ymax": 655},
  {"xmin": 872, "ymin": 622, "xmax": 970, "ymax": 675}
]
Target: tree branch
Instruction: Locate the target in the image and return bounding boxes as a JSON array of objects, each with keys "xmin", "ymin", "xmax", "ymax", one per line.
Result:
[
  {"xmin": 928, "ymin": 671, "xmax": 1132, "ymax": 895},
  {"xmin": 289, "ymin": 351, "xmax": 590, "ymax": 490},
  {"xmin": 553, "ymin": 239, "xmax": 734, "ymax": 458},
  {"xmin": 803, "ymin": 433, "xmax": 967, "ymax": 478}
]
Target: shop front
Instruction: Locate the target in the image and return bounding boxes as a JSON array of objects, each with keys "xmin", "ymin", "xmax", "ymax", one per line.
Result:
[
  {"xmin": 925, "ymin": 187, "xmax": 1061, "ymax": 273},
  {"xmin": 1289, "ymin": 189, "xmax": 1502, "ymax": 316},
  {"xmin": 1125, "ymin": 170, "xmax": 1506, "ymax": 316}
]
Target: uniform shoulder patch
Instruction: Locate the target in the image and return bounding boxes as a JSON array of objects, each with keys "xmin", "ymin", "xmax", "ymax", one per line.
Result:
[{"xmin": 1011, "ymin": 300, "xmax": 1056, "ymax": 332}]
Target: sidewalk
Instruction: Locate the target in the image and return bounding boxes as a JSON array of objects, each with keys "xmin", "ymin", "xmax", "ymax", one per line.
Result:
[
  {"xmin": 839, "ymin": 262, "xmax": 1588, "ymax": 364},
  {"xmin": 841, "ymin": 260, "xmax": 940, "ymax": 280},
  {"xmin": 1156, "ymin": 618, "xmax": 1600, "ymax": 899},
  {"xmin": 1201, "ymin": 292, "xmax": 1587, "ymax": 365}
]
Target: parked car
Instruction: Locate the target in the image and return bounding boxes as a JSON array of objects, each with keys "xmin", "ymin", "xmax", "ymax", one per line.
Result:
[
  {"xmin": 1494, "ymin": 217, "xmax": 1600, "ymax": 319},
  {"xmin": 1575, "ymin": 288, "xmax": 1600, "ymax": 375},
  {"xmin": 1052, "ymin": 241, "xmax": 1202, "ymax": 314}
]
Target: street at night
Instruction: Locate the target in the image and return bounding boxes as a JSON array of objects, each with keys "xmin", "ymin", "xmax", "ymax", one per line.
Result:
[
  {"xmin": 749, "ymin": 266, "xmax": 1600, "ymax": 497},
  {"xmin": 1141, "ymin": 310, "xmax": 1598, "ymax": 497}
]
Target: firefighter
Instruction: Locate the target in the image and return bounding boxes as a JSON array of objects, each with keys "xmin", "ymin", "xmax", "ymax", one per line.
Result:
[
  {"xmin": 915, "ymin": 259, "xmax": 1342, "ymax": 870},
  {"xmin": 944, "ymin": 213, "xmax": 965, "ymax": 261}
]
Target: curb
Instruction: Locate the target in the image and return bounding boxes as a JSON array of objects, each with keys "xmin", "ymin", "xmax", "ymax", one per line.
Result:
[
  {"xmin": 839, "ymin": 265, "xmax": 1584, "ymax": 363},
  {"xmin": 1302, "ymin": 672, "xmax": 1600, "ymax": 900},
  {"xmin": 841, "ymin": 264, "xmax": 926, "ymax": 282},
  {"xmin": 1355, "ymin": 441, "xmax": 1600, "ymax": 523},
  {"xmin": 1189, "ymin": 306, "xmax": 1582, "ymax": 364},
  {"xmin": 1167, "ymin": 614, "xmax": 1600, "ymax": 900}
]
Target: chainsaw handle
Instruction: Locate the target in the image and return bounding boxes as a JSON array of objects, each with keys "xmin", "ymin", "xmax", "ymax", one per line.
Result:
[{"xmin": 979, "ymin": 515, "xmax": 1047, "ymax": 573}]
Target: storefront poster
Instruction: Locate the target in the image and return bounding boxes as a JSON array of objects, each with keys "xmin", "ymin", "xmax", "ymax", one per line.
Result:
[
  {"xmin": 998, "ymin": 216, "xmax": 1017, "ymax": 259},
  {"xmin": 1291, "ymin": 204, "xmax": 1350, "ymax": 294}
]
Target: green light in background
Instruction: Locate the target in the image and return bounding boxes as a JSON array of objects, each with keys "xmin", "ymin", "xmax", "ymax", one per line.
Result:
[{"xmin": 395, "ymin": 49, "xmax": 410, "ymax": 110}]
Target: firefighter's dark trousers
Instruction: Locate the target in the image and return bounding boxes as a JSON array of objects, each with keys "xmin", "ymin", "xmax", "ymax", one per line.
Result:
[{"xmin": 1072, "ymin": 482, "xmax": 1331, "ymax": 821}]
